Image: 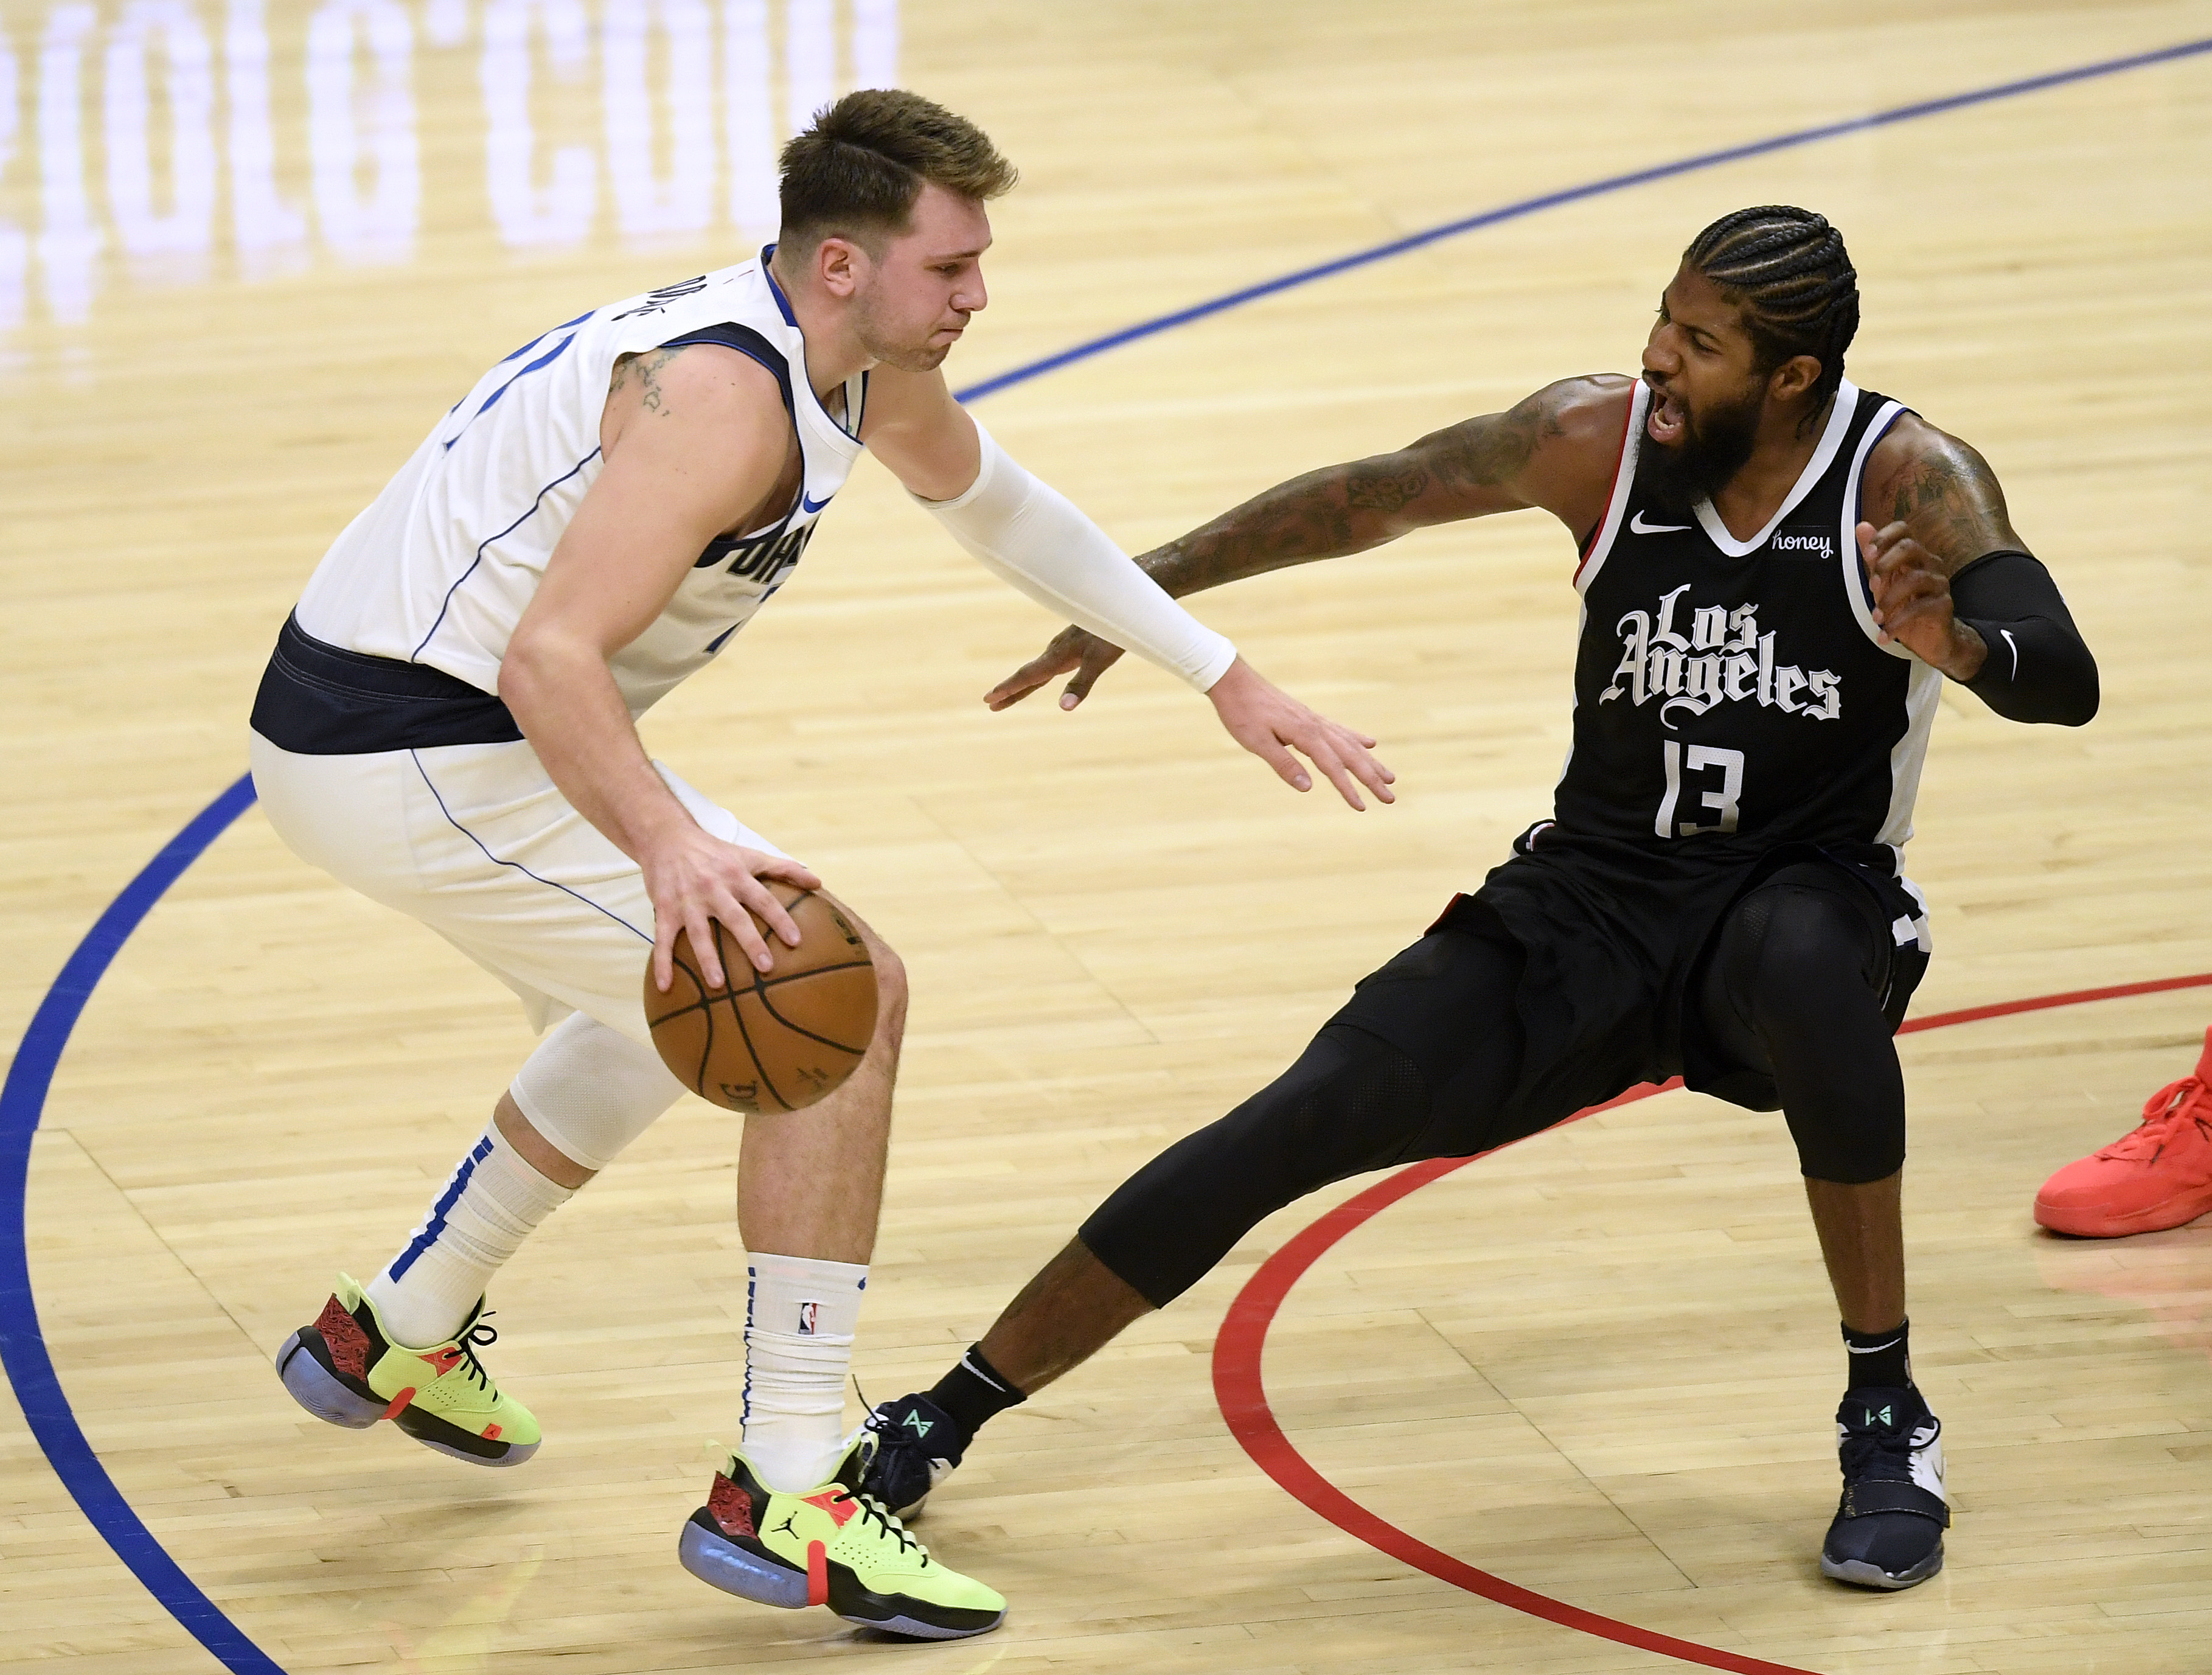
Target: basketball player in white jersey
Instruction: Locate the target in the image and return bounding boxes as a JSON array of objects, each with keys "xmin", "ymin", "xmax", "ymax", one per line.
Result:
[{"xmin": 248, "ymin": 91, "xmax": 1391, "ymax": 1642}]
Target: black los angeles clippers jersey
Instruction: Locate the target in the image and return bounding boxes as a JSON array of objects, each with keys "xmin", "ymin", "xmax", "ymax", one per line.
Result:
[{"xmin": 1550, "ymin": 378, "xmax": 1940, "ymax": 865}]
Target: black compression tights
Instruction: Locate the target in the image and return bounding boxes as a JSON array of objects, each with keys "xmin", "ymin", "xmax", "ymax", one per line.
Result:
[
  {"xmin": 1080, "ymin": 865, "xmax": 1906, "ymax": 1309},
  {"xmin": 1082, "ymin": 929, "xmax": 1528, "ymax": 1308},
  {"xmin": 1692, "ymin": 864, "xmax": 1907, "ymax": 1187}
]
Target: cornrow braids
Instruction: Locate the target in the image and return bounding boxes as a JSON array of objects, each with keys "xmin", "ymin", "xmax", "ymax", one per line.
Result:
[{"xmin": 1685, "ymin": 206, "xmax": 1860, "ymax": 414}]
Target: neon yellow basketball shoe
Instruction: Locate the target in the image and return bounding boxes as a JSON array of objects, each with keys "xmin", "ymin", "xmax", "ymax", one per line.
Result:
[
  {"xmin": 276, "ymin": 1273, "xmax": 541, "ymax": 1467},
  {"xmin": 677, "ymin": 1433, "xmax": 1005, "ymax": 1639}
]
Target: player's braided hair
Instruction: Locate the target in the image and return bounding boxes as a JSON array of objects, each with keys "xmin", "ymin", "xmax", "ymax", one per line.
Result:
[
  {"xmin": 779, "ymin": 89, "xmax": 1017, "ymax": 251},
  {"xmin": 1685, "ymin": 206, "xmax": 1859, "ymax": 411}
]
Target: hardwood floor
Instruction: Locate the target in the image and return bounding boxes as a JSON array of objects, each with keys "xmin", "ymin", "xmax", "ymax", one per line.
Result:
[{"xmin": 2, "ymin": 2, "xmax": 2209, "ymax": 1669}]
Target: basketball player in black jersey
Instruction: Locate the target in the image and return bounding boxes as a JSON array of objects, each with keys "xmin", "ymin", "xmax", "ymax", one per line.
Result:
[{"xmin": 859, "ymin": 207, "xmax": 2099, "ymax": 1592}]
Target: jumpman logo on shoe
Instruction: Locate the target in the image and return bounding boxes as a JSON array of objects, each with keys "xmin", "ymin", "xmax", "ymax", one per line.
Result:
[
  {"xmin": 770, "ymin": 1512, "xmax": 801, "ymax": 1539},
  {"xmin": 902, "ymin": 1410, "xmax": 934, "ymax": 1438}
]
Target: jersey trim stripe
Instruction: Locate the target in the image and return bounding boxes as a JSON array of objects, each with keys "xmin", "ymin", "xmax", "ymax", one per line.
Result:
[
  {"xmin": 1876, "ymin": 660, "xmax": 1943, "ymax": 851},
  {"xmin": 410, "ymin": 750, "xmax": 653, "ymax": 941},
  {"xmin": 1573, "ymin": 381, "xmax": 1650, "ymax": 597},
  {"xmin": 411, "ymin": 447, "xmax": 603, "ymax": 663},
  {"xmin": 443, "ymin": 329, "xmax": 583, "ymax": 452},
  {"xmin": 762, "ymin": 246, "xmax": 798, "ymax": 325},
  {"xmin": 1835, "ymin": 397, "xmax": 1911, "ymax": 656},
  {"xmin": 659, "ymin": 321, "xmax": 795, "ymax": 414},
  {"xmin": 1690, "ymin": 382, "xmax": 1859, "ymax": 556}
]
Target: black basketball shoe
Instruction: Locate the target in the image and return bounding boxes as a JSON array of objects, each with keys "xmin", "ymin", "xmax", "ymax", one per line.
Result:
[
  {"xmin": 857, "ymin": 1393, "xmax": 964, "ymax": 1519},
  {"xmin": 1821, "ymin": 1385, "xmax": 1949, "ymax": 1589}
]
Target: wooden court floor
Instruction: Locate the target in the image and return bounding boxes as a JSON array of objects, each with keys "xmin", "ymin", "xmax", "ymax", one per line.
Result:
[{"xmin": 3, "ymin": 2, "xmax": 2211, "ymax": 1670}]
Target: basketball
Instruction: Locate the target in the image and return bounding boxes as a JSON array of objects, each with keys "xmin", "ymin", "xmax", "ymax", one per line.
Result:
[{"xmin": 644, "ymin": 888, "xmax": 877, "ymax": 1113}]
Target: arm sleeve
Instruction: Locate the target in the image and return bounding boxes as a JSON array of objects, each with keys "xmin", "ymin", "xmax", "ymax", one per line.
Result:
[
  {"xmin": 914, "ymin": 420, "xmax": 1238, "ymax": 691},
  {"xmin": 1949, "ymin": 549, "xmax": 2099, "ymax": 726}
]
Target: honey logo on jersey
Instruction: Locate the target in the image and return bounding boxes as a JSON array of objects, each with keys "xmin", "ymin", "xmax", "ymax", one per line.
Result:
[
  {"xmin": 1601, "ymin": 582, "xmax": 1840, "ymax": 726},
  {"xmin": 1769, "ymin": 526, "xmax": 1838, "ymax": 561}
]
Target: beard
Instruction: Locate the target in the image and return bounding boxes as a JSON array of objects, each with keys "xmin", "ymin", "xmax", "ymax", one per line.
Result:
[
  {"xmin": 1633, "ymin": 381, "xmax": 1762, "ymax": 517},
  {"xmin": 851, "ymin": 288, "xmax": 955, "ymax": 374}
]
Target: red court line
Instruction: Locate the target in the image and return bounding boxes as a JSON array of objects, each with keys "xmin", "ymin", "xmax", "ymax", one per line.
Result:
[{"xmin": 1213, "ymin": 970, "xmax": 2212, "ymax": 1675}]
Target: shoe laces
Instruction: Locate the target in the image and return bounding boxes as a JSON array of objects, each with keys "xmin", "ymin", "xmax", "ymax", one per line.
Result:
[
  {"xmin": 2100, "ymin": 1073, "xmax": 2212, "ymax": 1162},
  {"xmin": 828, "ymin": 1485, "xmax": 928, "ymax": 1564},
  {"xmin": 858, "ymin": 1387, "xmax": 946, "ymax": 1472},
  {"xmin": 1838, "ymin": 1406, "xmax": 1925, "ymax": 1483},
  {"xmin": 448, "ymin": 1313, "xmax": 501, "ymax": 1393}
]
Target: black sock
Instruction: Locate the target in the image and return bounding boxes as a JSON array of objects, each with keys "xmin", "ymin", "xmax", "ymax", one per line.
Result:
[
  {"xmin": 1842, "ymin": 1318, "xmax": 1911, "ymax": 1391},
  {"xmin": 925, "ymin": 1343, "xmax": 1026, "ymax": 1450}
]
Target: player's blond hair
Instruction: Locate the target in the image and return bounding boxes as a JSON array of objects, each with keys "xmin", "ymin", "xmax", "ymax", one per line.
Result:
[{"xmin": 778, "ymin": 90, "xmax": 1017, "ymax": 252}]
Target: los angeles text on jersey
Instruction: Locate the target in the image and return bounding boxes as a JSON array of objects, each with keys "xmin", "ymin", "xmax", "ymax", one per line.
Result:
[{"xmin": 1601, "ymin": 581, "xmax": 1842, "ymax": 728}]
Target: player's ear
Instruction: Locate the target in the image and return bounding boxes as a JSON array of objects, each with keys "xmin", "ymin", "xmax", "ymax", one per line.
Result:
[
  {"xmin": 816, "ymin": 235, "xmax": 864, "ymax": 298},
  {"xmin": 1768, "ymin": 353, "xmax": 1822, "ymax": 403}
]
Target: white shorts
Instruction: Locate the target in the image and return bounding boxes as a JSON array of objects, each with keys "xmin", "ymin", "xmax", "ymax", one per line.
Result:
[{"xmin": 248, "ymin": 733, "xmax": 785, "ymax": 1046}]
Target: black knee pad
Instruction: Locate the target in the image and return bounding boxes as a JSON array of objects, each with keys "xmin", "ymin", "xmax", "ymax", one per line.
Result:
[
  {"xmin": 1699, "ymin": 864, "xmax": 1907, "ymax": 1185},
  {"xmin": 1705, "ymin": 866, "xmax": 1888, "ymax": 1042},
  {"xmin": 1079, "ymin": 1024, "xmax": 1437, "ymax": 1308}
]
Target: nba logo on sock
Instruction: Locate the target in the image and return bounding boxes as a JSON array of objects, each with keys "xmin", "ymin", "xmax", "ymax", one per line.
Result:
[{"xmin": 798, "ymin": 1301, "xmax": 818, "ymax": 1335}]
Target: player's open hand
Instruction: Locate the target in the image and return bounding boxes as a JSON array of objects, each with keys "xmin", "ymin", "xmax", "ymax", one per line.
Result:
[
  {"xmin": 643, "ymin": 824, "xmax": 823, "ymax": 992},
  {"xmin": 1858, "ymin": 520, "xmax": 1988, "ymax": 681},
  {"xmin": 984, "ymin": 622, "xmax": 1126, "ymax": 711},
  {"xmin": 1206, "ymin": 657, "xmax": 1395, "ymax": 810}
]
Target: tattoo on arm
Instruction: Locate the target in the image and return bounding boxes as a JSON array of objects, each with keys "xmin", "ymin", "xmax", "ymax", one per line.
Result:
[
  {"xmin": 1142, "ymin": 466, "xmax": 1363, "ymax": 595},
  {"xmin": 1138, "ymin": 387, "xmax": 1565, "ymax": 596},
  {"xmin": 1885, "ymin": 436, "xmax": 2017, "ymax": 573},
  {"xmin": 609, "ymin": 346, "xmax": 684, "ymax": 416},
  {"xmin": 1344, "ymin": 461, "xmax": 1428, "ymax": 514},
  {"xmin": 1423, "ymin": 388, "xmax": 1562, "ymax": 493}
]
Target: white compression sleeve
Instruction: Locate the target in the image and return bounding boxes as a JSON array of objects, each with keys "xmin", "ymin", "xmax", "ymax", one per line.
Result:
[{"xmin": 916, "ymin": 422, "xmax": 1238, "ymax": 691}]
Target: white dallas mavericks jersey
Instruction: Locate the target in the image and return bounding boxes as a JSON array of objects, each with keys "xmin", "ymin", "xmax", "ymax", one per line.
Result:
[{"xmin": 294, "ymin": 249, "xmax": 863, "ymax": 717}]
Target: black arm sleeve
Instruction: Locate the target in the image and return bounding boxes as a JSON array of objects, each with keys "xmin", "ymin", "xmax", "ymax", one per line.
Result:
[{"xmin": 1949, "ymin": 549, "xmax": 2099, "ymax": 726}]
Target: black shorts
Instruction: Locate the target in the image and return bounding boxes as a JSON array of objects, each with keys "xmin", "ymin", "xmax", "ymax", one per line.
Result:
[{"xmin": 1329, "ymin": 825, "xmax": 1930, "ymax": 1150}]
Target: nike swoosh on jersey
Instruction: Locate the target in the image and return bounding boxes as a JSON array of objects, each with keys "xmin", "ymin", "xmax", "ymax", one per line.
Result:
[
  {"xmin": 1629, "ymin": 510, "xmax": 1691, "ymax": 534},
  {"xmin": 801, "ymin": 490, "xmax": 832, "ymax": 513}
]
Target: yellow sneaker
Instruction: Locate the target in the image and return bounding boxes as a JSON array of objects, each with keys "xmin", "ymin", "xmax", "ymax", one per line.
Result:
[
  {"xmin": 677, "ymin": 1433, "xmax": 1005, "ymax": 1639},
  {"xmin": 276, "ymin": 1273, "xmax": 541, "ymax": 1467}
]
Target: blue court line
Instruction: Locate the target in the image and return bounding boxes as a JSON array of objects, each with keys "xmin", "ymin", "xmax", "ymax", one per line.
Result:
[
  {"xmin": 2, "ymin": 35, "xmax": 2207, "ymax": 1674},
  {"xmin": 0, "ymin": 775, "xmax": 280, "ymax": 1674},
  {"xmin": 955, "ymin": 35, "xmax": 2212, "ymax": 403}
]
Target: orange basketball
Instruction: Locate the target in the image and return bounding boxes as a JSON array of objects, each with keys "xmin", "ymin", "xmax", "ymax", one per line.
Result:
[{"xmin": 644, "ymin": 888, "xmax": 877, "ymax": 1113}]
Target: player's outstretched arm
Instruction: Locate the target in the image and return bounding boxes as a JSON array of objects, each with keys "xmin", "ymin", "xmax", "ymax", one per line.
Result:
[
  {"xmin": 863, "ymin": 365, "xmax": 1396, "ymax": 809},
  {"xmin": 986, "ymin": 374, "xmax": 1632, "ymax": 711},
  {"xmin": 500, "ymin": 345, "xmax": 823, "ymax": 992},
  {"xmin": 1858, "ymin": 417, "xmax": 2098, "ymax": 725}
]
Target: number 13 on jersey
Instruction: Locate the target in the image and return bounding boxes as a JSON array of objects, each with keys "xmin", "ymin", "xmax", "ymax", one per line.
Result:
[{"xmin": 1657, "ymin": 741, "xmax": 1744, "ymax": 837}]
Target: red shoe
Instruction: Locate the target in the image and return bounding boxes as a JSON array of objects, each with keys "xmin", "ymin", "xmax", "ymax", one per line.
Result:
[{"xmin": 2035, "ymin": 1028, "xmax": 2212, "ymax": 1237}]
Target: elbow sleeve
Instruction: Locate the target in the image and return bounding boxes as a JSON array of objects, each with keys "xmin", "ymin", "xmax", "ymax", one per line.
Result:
[
  {"xmin": 1950, "ymin": 549, "xmax": 2099, "ymax": 726},
  {"xmin": 917, "ymin": 421, "xmax": 1237, "ymax": 691}
]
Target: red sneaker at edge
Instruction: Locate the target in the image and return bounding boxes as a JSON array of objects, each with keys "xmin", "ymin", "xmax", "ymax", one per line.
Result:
[{"xmin": 2036, "ymin": 1027, "xmax": 2212, "ymax": 1238}]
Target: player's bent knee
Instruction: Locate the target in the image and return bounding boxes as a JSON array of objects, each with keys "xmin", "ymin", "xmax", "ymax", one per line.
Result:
[
  {"xmin": 1080, "ymin": 1026, "xmax": 1444, "ymax": 1307},
  {"xmin": 867, "ymin": 938, "xmax": 908, "ymax": 1033},
  {"xmin": 822, "ymin": 896, "xmax": 908, "ymax": 1045},
  {"xmin": 1722, "ymin": 882, "xmax": 1887, "ymax": 1045},
  {"xmin": 510, "ymin": 1012, "xmax": 684, "ymax": 1174}
]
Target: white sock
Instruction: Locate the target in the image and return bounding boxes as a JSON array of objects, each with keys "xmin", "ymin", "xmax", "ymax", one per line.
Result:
[
  {"xmin": 366, "ymin": 1125, "xmax": 573, "ymax": 1349},
  {"xmin": 742, "ymin": 1252, "xmax": 866, "ymax": 1492}
]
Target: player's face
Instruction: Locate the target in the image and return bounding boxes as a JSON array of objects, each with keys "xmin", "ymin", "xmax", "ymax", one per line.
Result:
[
  {"xmin": 850, "ymin": 185, "xmax": 992, "ymax": 373},
  {"xmin": 1635, "ymin": 265, "xmax": 1767, "ymax": 510}
]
